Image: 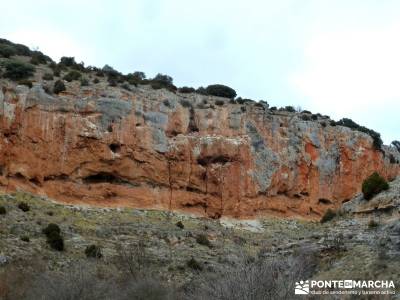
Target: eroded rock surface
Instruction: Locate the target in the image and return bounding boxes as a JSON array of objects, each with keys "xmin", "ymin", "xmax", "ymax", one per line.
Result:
[{"xmin": 1, "ymin": 82, "xmax": 399, "ymax": 218}]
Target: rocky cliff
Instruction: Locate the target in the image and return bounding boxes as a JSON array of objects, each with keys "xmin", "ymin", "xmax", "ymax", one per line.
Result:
[{"xmin": 1, "ymin": 80, "xmax": 399, "ymax": 218}]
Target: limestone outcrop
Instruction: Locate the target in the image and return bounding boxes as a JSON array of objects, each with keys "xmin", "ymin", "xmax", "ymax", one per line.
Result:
[{"xmin": 1, "ymin": 81, "xmax": 399, "ymax": 218}]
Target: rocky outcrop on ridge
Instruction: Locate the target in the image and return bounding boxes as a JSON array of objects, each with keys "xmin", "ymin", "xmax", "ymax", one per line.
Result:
[{"xmin": 1, "ymin": 76, "xmax": 399, "ymax": 219}]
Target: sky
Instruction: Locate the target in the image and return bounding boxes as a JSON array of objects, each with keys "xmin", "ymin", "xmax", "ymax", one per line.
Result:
[{"xmin": 1, "ymin": 0, "xmax": 399, "ymax": 144}]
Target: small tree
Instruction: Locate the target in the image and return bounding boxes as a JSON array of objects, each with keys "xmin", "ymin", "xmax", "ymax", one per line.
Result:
[
  {"xmin": 3, "ymin": 60, "xmax": 35, "ymax": 80},
  {"xmin": 320, "ymin": 209, "xmax": 336, "ymax": 223},
  {"xmin": 362, "ymin": 172, "xmax": 389, "ymax": 200},
  {"xmin": 205, "ymin": 84, "xmax": 237, "ymax": 99},
  {"xmin": 63, "ymin": 70, "xmax": 81, "ymax": 82},
  {"xmin": 53, "ymin": 80, "xmax": 66, "ymax": 94},
  {"xmin": 0, "ymin": 44, "xmax": 16, "ymax": 58}
]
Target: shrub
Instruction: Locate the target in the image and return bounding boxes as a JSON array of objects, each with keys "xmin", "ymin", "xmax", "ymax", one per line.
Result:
[
  {"xmin": 17, "ymin": 202, "xmax": 30, "ymax": 212},
  {"xmin": 93, "ymin": 78, "xmax": 100, "ymax": 84},
  {"xmin": 176, "ymin": 221, "xmax": 184, "ymax": 229},
  {"xmin": 392, "ymin": 140, "xmax": 400, "ymax": 152},
  {"xmin": 59, "ymin": 56, "xmax": 76, "ymax": 67},
  {"xmin": 187, "ymin": 257, "xmax": 203, "ymax": 271},
  {"xmin": 186, "ymin": 255, "xmax": 316, "ymax": 299},
  {"xmin": 196, "ymin": 86, "xmax": 207, "ymax": 95},
  {"xmin": 42, "ymin": 223, "xmax": 63, "ymax": 251},
  {"xmin": 215, "ymin": 100, "xmax": 225, "ymax": 106},
  {"xmin": 335, "ymin": 118, "xmax": 383, "ymax": 150},
  {"xmin": 63, "ymin": 70, "xmax": 81, "ymax": 82},
  {"xmin": 196, "ymin": 234, "xmax": 212, "ymax": 248},
  {"xmin": 205, "ymin": 84, "xmax": 236, "ymax": 99},
  {"xmin": 0, "ymin": 44, "xmax": 16, "ymax": 58},
  {"xmin": 126, "ymin": 71, "xmax": 146, "ymax": 85},
  {"xmin": 178, "ymin": 86, "xmax": 195, "ymax": 93},
  {"xmin": 18, "ymin": 80, "xmax": 32, "ymax": 88},
  {"xmin": 85, "ymin": 245, "xmax": 102, "ymax": 258},
  {"xmin": 42, "ymin": 223, "xmax": 64, "ymax": 251},
  {"xmin": 53, "ymin": 80, "xmax": 66, "ymax": 94},
  {"xmin": 42, "ymin": 73, "xmax": 54, "ymax": 80},
  {"xmin": 42, "ymin": 223, "xmax": 61, "ymax": 236},
  {"xmin": 362, "ymin": 172, "xmax": 389, "ymax": 200},
  {"xmin": 320, "ymin": 209, "xmax": 336, "ymax": 223},
  {"xmin": 80, "ymin": 77, "xmax": 89, "ymax": 86},
  {"xmin": 20, "ymin": 235, "xmax": 30, "ymax": 242},
  {"xmin": 368, "ymin": 219, "xmax": 379, "ymax": 228},
  {"xmin": 0, "ymin": 206, "xmax": 6, "ymax": 215},
  {"xmin": 149, "ymin": 73, "xmax": 177, "ymax": 92},
  {"xmin": 30, "ymin": 51, "xmax": 49, "ymax": 65},
  {"xmin": 0, "ymin": 39, "xmax": 31, "ymax": 56},
  {"xmin": 301, "ymin": 114, "xmax": 311, "ymax": 121},
  {"xmin": 3, "ymin": 60, "xmax": 35, "ymax": 80},
  {"xmin": 47, "ymin": 231, "xmax": 64, "ymax": 251},
  {"xmin": 282, "ymin": 105, "xmax": 296, "ymax": 112}
]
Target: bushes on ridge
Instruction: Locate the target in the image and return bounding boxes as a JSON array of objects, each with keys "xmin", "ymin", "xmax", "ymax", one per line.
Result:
[
  {"xmin": 205, "ymin": 84, "xmax": 237, "ymax": 99},
  {"xmin": 2, "ymin": 60, "xmax": 35, "ymax": 80},
  {"xmin": 63, "ymin": 70, "xmax": 81, "ymax": 82},
  {"xmin": 362, "ymin": 172, "xmax": 389, "ymax": 200},
  {"xmin": 335, "ymin": 118, "xmax": 383, "ymax": 150},
  {"xmin": 0, "ymin": 44, "xmax": 16, "ymax": 58}
]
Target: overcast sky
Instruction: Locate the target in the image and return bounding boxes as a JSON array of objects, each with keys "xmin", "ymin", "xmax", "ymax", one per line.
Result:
[{"xmin": 1, "ymin": 0, "xmax": 399, "ymax": 144}]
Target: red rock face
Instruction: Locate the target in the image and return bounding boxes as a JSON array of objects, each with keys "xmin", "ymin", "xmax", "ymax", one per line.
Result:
[{"xmin": 0, "ymin": 83, "xmax": 399, "ymax": 219}]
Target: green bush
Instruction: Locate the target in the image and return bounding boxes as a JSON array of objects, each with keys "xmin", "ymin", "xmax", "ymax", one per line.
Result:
[
  {"xmin": 0, "ymin": 206, "xmax": 6, "ymax": 215},
  {"xmin": 47, "ymin": 231, "xmax": 64, "ymax": 251},
  {"xmin": 335, "ymin": 118, "xmax": 383, "ymax": 150},
  {"xmin": 85, "ymin": 245, "xmax": 102, "ymax": 258},
  {"xmin": 42, "ymin": 223, "xmax": 64, "ymax": 251},
  {"xmin": 3, "ymin": 60, "xmax": 35, "ymax": 80},
  {"xmin": 59, "ymin": 56, "xmax": 76, "ymax": 67},
  {"xmin": 53, "ymin": 80, "xmax": 66, "ymax": 94},
  {"xmin": 80, "ymin": 78, "xmax": 89, "ymax": 86},
  {"xmin": 20, "ymin": 235, "xmax": 30, "ymax": 242},
  {"xmin": 320, "ymin": 209, "xmax": 336, "ymax": 223},
  {"xmin": 368, "ymin": 219, "xmax": 379, "ymax": 228},
  {"xmin": 125, "ymin": 71, "xmax": 146, "ymax": 85},
  {"xmin": 93, "ymin": 78, "xmax": 100, "ymax": 84},
  {"xmin": 187, "ymin": 257, "xmax": 202, "ymax": 271},
  {"xmin": 0, "ymin": 39, "xmax": 31, "ymax": 56},
  {"xmin": 42, "ymin": 73, "xmax": 54, "ymax": 80},
  {"xmin": 63, "ymin": 70, "xmax": 81, "ymax": 82},
  {"xmin": 18, "ymin": 202, "xmax": 30, "ymax": 212},
  {"xmin": 176, "ymin": 221, "xmax": 184, "ymax": 229},
  {"xmin": 362, "ymin": 172, "xmax": 389, "ymax": 200},
  {"xmin": 281, "ymin": 105, "xmax": 295, "ymax": 112},
  {"xmin": 205, "ymin": 84, "xmax": 236, "ymax": 99},
  {"xmin": 0, "ymin": 44, "xmax": 16, "ymax": 58},
  {"xmin": 196, "ymin": 234, "xmax": 212, "ymax": 248},
  {"xmin": 30, "ymin": 51, "xmax": 49, "ymax": 65},
  {"xmin": 149, "ymin": 73, "xmax": 177, "ymax": 92},
  {"xmin": 215, "ymin": 100, "xmax": 225, "ymax": 106},
  {"xmin": 178, "ymin": 86, "xmax": 195, "ymax": 94},
  {"xmin": 42, "ymin": 223, "xmax": 61, "ymax": 236}
]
